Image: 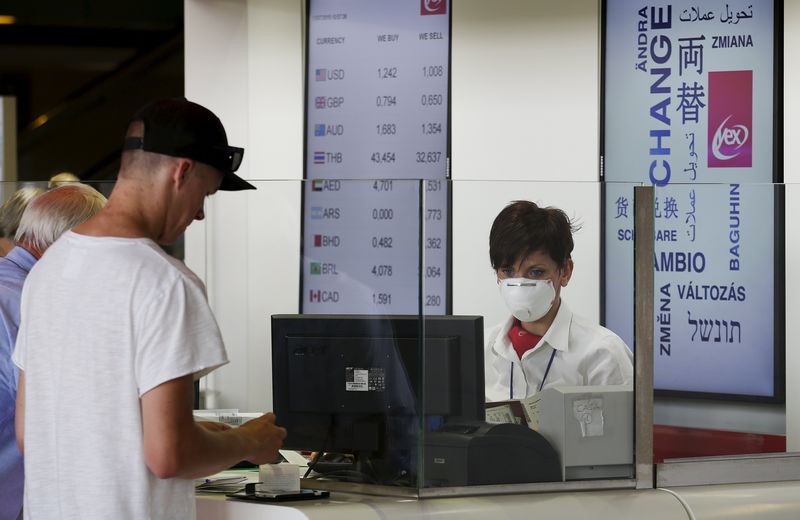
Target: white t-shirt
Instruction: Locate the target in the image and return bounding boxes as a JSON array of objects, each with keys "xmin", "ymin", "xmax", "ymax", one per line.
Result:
[
  {"xmin": 12, "ymin": 232, "xmax": 228, "ymax": 520},
  {"xmin": 484, "ymin": 301, "xmax": 633, "ymax": 402}
]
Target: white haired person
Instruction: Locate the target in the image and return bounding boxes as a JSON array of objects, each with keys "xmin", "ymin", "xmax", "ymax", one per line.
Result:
[
  {"xmin": 0, "ymin": 187, "xmax": 45, "ymax": 257},
  {"xmin": 0, "ymin": 183, "xmax": 107, "ymax": 520}
]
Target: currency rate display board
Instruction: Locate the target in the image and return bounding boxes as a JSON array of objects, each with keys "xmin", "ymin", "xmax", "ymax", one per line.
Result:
[
  {"xmin": 603, "ymin": 1, "xmax": 782, "ymax": 400},
  {"xmin": 302, "ymin": 0, "xmax": 450, "ymax": 315}
]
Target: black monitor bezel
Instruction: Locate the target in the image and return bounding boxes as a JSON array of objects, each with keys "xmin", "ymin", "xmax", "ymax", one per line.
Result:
[{"xmin": 271, "ymin": 313, "xmax": 484, "ymax": 453}]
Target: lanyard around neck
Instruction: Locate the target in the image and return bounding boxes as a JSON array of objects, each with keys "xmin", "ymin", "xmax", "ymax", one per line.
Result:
[{"xmin": 510, "ymin": 348, "xmax": 557, "ymax": 400}]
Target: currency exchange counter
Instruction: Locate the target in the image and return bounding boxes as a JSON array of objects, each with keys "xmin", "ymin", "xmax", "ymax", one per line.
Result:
[{"xmin": 197, "ymin": 480, "xmax": 800, "ymax": 520}]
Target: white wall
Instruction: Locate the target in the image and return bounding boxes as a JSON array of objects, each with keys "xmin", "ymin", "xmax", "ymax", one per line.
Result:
[
  {"xmin": 185, "ymin": 0, "xmax": 303, "ymax": 411},
  {"xmin": 185, "ymin": 0, "xmax": 800, "ymax": 448},
  {"xmin": 784, "ymin": 0, "xmax": 800, "ymax": 450},
  {"xmin": 450, "ymin": 0, "xmax": 601, "ymax": 328}
]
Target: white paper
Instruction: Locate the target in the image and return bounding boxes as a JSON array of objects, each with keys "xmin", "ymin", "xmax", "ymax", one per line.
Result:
[
  {"xmin": 520, "ymin": 394, "xmax": 542, "ymax": 430},
  {"xmin": 572, "ymin": 398, "xmax": 604, "ymax": 437},
  {"xmin": 485, "ymin": 404, "xmax": 517, "ymax": 424},
  {"xmin": 259, "ymin": 464, "xmax": 300, "ymax": 492},
  {"xmin": 280, "ymin": 450, "xmax": 310, "ymax": 467}
]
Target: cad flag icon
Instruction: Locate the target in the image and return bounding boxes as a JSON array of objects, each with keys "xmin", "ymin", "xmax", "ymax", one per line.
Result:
[
  {"xmin": 312, "ymin": 179, "xmax": 325, "ymax": 191},
  {"xmin": 309, "ymin": 290, "xmax": 321, "ymax": 302},
  {"xmin": 313, "ymin": 151, "xmax": 325, "ymax": 164},
  {"xmin": 314, "ymin": 124, "xmax": 326, "ymax": 137},
  {"xmin": 708, "ymin": 70, "xmax": 752, "ymax": 168},
  {"xmin": 421, "ymin": 0, "xmax": 446, "ymax": 15},
  {"xmin": 315, "ymin": 68, "xmax": 327, "ymax": 81}
]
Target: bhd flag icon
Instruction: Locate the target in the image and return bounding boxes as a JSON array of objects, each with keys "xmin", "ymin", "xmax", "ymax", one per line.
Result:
[
  {"xmin": 315, "ymin": 96, "xmax": 326, "ymax": 109},
  {"xmin": 315, "ymin": 68, "xmax": 327, "ymax": 81},
  {"xmin": 309, "ymin": 289, "xmax": 321, "ymax": 302},
  {"xmin": 314, "ymin": 234, "xmax": 322, "ymax": 247},
  {"xmin": 313, "ymin": 151, "xmax": 325, "ymax": 164},
  {"xmin": 312, "ymin": 179, "xmax": 324, "ymax": 191},
  {"xmin": 314, "ymin": 124, "xmax": 326, "ymax": 137},
  {"xmin": 310, "ymin": 262, "xmax": 321, "ymax": 275},
  {"xmin": 311, "ymin": 207, "xmax": 324, "ymax": 219}
]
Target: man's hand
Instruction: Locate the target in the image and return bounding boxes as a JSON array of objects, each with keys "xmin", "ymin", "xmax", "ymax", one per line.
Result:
[
  {"xmin": 143, "ymin": 376, "xmax": 288, "ymax": 479},
  {"xmin": 236, "ymin": 413, "xmax": 287, "ymax": 465},
  {"xmin": 196, "ymin": 420, "xmax": 231, "ymax": 432}
]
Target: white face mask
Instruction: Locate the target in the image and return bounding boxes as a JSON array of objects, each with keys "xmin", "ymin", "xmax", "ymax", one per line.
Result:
[{"xmin": 499, "ymin": 278, "xmax": 556, "ymax": 322}]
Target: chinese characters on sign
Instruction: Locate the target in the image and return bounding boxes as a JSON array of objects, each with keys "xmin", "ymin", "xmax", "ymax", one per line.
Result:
[{"xmin": 604, "ymin": 1, "xmax": 776, "ymax": 397}]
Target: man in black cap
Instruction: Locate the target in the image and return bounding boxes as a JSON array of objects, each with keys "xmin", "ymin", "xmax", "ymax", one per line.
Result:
[{"xmin": 13, "ymin": 98, "xmax": 285, "ymax": 519}]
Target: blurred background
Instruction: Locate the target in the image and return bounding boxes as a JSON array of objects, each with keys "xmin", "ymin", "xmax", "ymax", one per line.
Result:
[{"xmin": 0, "ymin": 0, "xmax": 184, "ymax": 182}]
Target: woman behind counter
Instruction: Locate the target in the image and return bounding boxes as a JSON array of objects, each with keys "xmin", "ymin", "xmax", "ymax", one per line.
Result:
[{"xmin": 485, "ymin": 200, "xmax": 633, "ymax": 402}]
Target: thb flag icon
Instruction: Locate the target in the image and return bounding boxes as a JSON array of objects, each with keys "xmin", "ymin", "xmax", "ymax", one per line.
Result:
[{"xmin": 708, "ymin": 70, "xmax": 752, "ymax": 168}]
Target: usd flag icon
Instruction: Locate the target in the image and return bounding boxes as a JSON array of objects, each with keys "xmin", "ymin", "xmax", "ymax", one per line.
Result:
[
  {"xmin": 313, "ymin": 151, "xmax": 325, "ymax": 164},
  {"xmin": 315, "ymin": 68, "xmax": 327, "ymax": 81},
  {"xmin": 314, "ymin": 124, "xmax": 326, "ymax": 137}
]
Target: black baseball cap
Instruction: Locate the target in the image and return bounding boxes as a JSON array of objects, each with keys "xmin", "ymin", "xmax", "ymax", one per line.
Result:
[{"xmin": 122, "ymin": 98, "xmax": 255, "ymax": 191}]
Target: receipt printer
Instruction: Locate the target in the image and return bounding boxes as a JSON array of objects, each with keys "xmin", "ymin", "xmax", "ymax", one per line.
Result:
[{"xmin": 423, "ymin": 421, "xmax": 561, "ymax": 486}]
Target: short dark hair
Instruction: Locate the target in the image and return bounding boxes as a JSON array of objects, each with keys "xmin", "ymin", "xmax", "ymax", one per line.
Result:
[{"xmin": 489, "ymin": 200, "xmax": 580, "ymax": 270}]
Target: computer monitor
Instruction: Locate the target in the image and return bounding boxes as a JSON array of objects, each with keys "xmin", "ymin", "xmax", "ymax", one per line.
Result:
[{"xmin": 271, "ymin": 314, "xmax": 484, "ymax": 484}]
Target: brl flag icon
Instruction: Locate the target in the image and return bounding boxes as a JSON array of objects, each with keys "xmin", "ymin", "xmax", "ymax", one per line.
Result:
[
  {"xmin": 310, "ymin": 262, "xmax": 322, "ymax": 275},
  {"xmin": 312, "ymin": 179, "xmax": 325, "ymax": 191}
]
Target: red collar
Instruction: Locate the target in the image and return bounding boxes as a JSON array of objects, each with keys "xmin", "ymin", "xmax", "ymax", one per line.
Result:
[{"xmin": 507, "ymin": 320, "xmax": 543, "ymax": 360}]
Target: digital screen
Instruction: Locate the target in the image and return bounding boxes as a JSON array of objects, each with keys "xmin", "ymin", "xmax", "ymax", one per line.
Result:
[
  {"xmin": 302, "ymin": 0, "xmax": 450, "ymax": 314},
  {"xmin": 603, "ymin": 1, "xmax": 781, "ymax": 399}
]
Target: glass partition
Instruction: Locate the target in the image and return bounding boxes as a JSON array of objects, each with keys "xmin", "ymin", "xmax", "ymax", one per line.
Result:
[
  {"xmin": 420, "ymin": 180, "xmax": 640, "ymax": 493},
  {"xmin": 650, "ymin": 182, "xmax": 799, "ymax": 488},
  {"xmin": 196, "ymin": 179, "xmax": 641, "ymax": 495}
]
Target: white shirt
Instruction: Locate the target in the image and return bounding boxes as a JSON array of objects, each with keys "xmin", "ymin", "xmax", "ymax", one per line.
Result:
[
  {"xmin": 484, "ymin": 301, "xmax": 633, "ymax": 402},
  {"xmin": 12, "ymin": 232, "xmax": 228, "ymax": 520}
]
